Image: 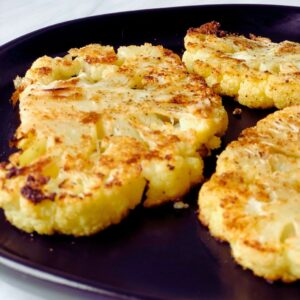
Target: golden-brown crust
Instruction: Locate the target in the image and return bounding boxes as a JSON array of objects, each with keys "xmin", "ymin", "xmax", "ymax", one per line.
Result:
[
  {"xmin": 80, "ymin": 112, "xmax": 100, "ymax": 124},
  {"xmin": 188, "ymin": 21, "xmax": 226, "ymax": 37}
]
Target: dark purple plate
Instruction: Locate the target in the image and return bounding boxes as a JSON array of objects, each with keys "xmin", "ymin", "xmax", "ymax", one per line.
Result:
[{"xmin": 0, "ymin": 4, "xmax": 300, "ymax": 300}]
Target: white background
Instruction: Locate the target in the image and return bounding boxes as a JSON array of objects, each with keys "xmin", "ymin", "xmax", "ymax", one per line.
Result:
[{"xmin": 0, "ymin": 1, "xmax": 299, "ymax": 299}]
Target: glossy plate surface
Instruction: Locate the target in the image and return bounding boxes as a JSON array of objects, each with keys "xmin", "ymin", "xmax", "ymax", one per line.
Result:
[{"xmin": 0, "ymin": 4, "xmax": 300, "ymax": 299}]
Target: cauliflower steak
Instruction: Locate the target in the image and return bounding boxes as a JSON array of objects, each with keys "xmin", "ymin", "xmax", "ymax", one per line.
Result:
[
  {"xmin": 183, "ymin": 21, "xmax": 300, "ymax": 109},
  {"xmin": 0, "ymin": 43, "xmax": 227, "ymax": 236},
  {"xmin": 199, "ymin": 105, "xmax": 300, "ymax": 282}
]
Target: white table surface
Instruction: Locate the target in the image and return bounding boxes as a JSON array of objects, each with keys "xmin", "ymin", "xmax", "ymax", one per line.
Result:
[{"xmin": 0, "ymin": 0, "xmax": 299, "ymax": 299}]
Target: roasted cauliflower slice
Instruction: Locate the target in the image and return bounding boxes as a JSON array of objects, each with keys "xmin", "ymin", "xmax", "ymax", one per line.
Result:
[
  {"xmin": 199, "ymin": 105, "xmax": 300, "ymax": 282},
  {"xmin": 1, "ymin": 43, "xmax": 227, "ymax": 236},
  {"xmin": 183, "ymin": 21, "xmax": 300, "ymax": 109}
]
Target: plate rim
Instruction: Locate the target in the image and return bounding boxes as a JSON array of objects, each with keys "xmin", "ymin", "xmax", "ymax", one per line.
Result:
[{"xmin": 1, "ymin": 3, "xmax": 300, "ymax": 53}]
